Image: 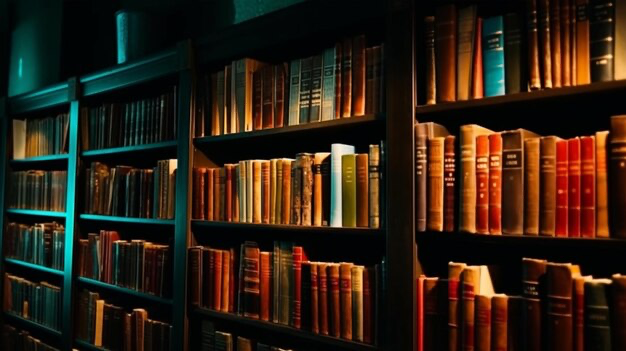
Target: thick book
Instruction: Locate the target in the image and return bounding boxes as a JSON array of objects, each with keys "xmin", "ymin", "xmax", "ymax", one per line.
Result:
[
  {"xmin": 501, "ymin": 129, "xmax": 539, "ymax": 235},
  {"xmin": 522, "ymin": 258, "xmax": 547, "ymax": 351},
  {"xmin": 222, "ymin": 250, "xmax": 231, "ymax": 312},
  {"xmin": 610, "ymin": 115, "xmax": 626, "ymax": 237},
  {"xmin": 611, "ymin": 274, "xmax": 626, "ymax": 350},
  {"xmin": 483, "ymin": 16, "xmax": 506, "ymax": 97},
  {"xmin": 342, "ymin": 37, "xmax": 353, "ymax": 117},
  {"xmin": 340, "ymin": 262, "xmax": 354, "ymax": 340},
  {"xmin": 243, "ymin": 242, "xmax": 261, "ymax": 319},
  {"xmin": 215, "ymin": 331, "xmax": 232, "ymax": 351},
  {"xmin": 489, "ymin": 133, "xmax": 503, "ymax": 234},
  {"xmin": 237, "ymin": 337, "xmax": 252, "ymax": 351},
  {"xmin": 436, "ymin": 5, "xmax": 458, "ymax": 102},
  {"xmin": 448, "ymin": 262, "xmax": 466, "ymax": 351},
  {"xmin": 352, "ymin": 35, "xmax": 366, "ymax": 116},
  {"xmin": 444, "ymin": 136, "xmax": 457, "ymax": 232},
  {"xmin": 310, "ymin": 55, "xmax": 323, "ymax": 123},
  {"xmin": 299, "ymin": 57, "xmax": 313, "ymax": 124},
  {"xmin": 288, "ymin": 60, "xmax": 301, "ymax": 126},
  {"xmin": 322, "ymin": 46, "xmax": 338, "ymax": 121},
  {"xmin": 213, "ymin": 250, "xmax": 223, "ymax": 311},
  {"xmin": 528, "ymin": 0, "xmax": 543, "ymax": 89},
  {"xmin": 459, "ymin": 125, "xmax": 493, "ymax": 233},
  {"xmin": 425, "ymin": 16, "xmax": 437, "ymax": 105},
  {"xmin": 580, "ymin": 136, "xmax": 596, "ymax": 237},
  {"xmin": 278, "ymin": 242, "xmax": 293, "ymax": 325},
  {"xmin": 568, "ymin": 137, "xmax": 582, "ymax": 237},
  {"xmin": 547, "ymin": 263, "xmax": 581, "ymax": 351},
  {"xmin": 556, "ymin": 139, "xmax": 569, "ymax": 236},
  {"xmin": 476, "ymin": 135, "xmax": 490, "ymax": 234},
  {"xmin": 351, "ymin": 265, "xmax": 364, "ymax": 342},
  {"xmin": 590, "ymin": 0, "xmax": 615, "ymax": 82},
  {"xmin": 457, "ymin": 6, "xmax": 477, "ymax": 101},
  {"xmin": 576, "ymin": 0, "xmax": 591, "ymax": 84},
  {"xmin": 12, "ymin": 119, "xmax": 26, "ymax": 160},
  {"xmin": 539, "ymin": 0, "xmax": 554, "ymax": 88},
  {"xmin": 551, "ymin": 0, "xmax": 563, "ymax": 87},
  {"xmin": 356, "ymin": 154, "xmax": 369, "ymax": 227},
  {"xmin": 504, "ymin": 13, "xmax": 524, "ymax": 94},
  {"xmin": 491, "ymin": 294, "xmax": 508, "ymax": 351},
  {"xmin": 428, "ymin": 137, "xmax": 447, "ymax": 231},
  {"xmin": 234, "ymin": 59, "xmax": 262, "ymax": 132},
  {"xmin": 584, "ymin": 279, "xmax": 612, "ymax": 351},
  {"xmin": 595, "ymin": 131, "xmax": 610, "ymax": 237},
  {"xmin": 540, "ymin": 136, "xmax": 559, "ymax": 236},
  {"xmin": 524, "ymin": 138, "xmax": 541, "ymax": 235},
  {"xmin": 330, "ymin": 144, "xmax": 355, "ymax": 227},
  {"xmin": 471, "ymin": 18, "xmax": 484, "ymax": 99},
  {"xmin": 334, "ymin": 42, "xmax": 343, "ymax": 119}
]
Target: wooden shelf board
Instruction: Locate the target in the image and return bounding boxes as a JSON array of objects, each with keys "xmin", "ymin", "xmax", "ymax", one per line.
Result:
[
  {"xmin": 192, "ymin": 220, "xmax": 385, "ymax": 237},
  {"xmin": 77, "ymin": 277, "xmax": 173, "ymax": 305},
  {"xmin": 79, "ymin": 214, "xmax": 175, "ymax": 225},
  {"xmin": 81, "ymin": 141, "xmax": 177, "ymax": 158},
  {"xmin": 9, "ymin": 154, "xmax": 69, "ymax": 165},
  {"xmin": 8, "ymin": 82, "xmax": 70, "ymax": 115},
  {"xmin": 3, "ymin": 312, "xmax": 62, "ymax": 338},
  {"xmin": 193, "ymin": 308, "xmax": 378, "ymax": 351},
  {"xmin": 5, "ymin": 209, "xmax": 67, "ymax": 219},
  {"xmin": 4, "ymin": 258, "xmax": 64, "ymax": 277}
]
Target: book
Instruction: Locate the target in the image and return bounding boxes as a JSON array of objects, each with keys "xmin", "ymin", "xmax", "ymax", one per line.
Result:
[
  {"xmin": 568, "ymin": 137, "xmax": 582, "ymax": 237},
  {"xmin": 330, "ymin": 144, "xmax": 355, "ymax": 227},
  {"xmin": 310, "ymin": 262, "xmax": 319, "ymax": 333},
  {"xmin": 574, "ymin": 275, "xmax": 592, "ymax": 351},
  {"xmin": 342, "ymin": 37, "xmax": 353, "ymax": 117},
  {"xmin": 313, "ymin": 153, "xmax": 331, "ymax": 226},
  {"xmin": 352, "ymin": 35, "xmax": 366, "ymax": 116},
  {"xmin": 417, "ymin": 122, "xmax": 449, "ymax": 231},
  {"xmin": 322, "ymin": 46, "xmax": 338, "ymax": 121},
  {"xmin": 262, "ymin": 66, "xmax": 275, "ymax": 129},
  {"xmin": 301, "ymin": 154, "xmax": 314, "ymax": 226},
  {"xmin": 448, "ymin": 262, "xmax": 466, "ymax": 351},
  {"xmin": 260, "ymin": 252, "xmax": 271, "ymax": 321},
  {"xmin": 504, "ymin": 12, "xmax": 524, "ymax": 94},
  {"xmin": 581, "ymin": 135, "xmax": 596, "ymax": 237},
  {"xmin": 522, "ymin": 258, "xmax": 547, "ymax": 351},
  {"xmin": 476, "ymin": 135, "xmax": 490, "ymax": 234},
  {"xmin": 610, "ymin": 116, "xmax": 626, "ymax": 237},
  {"xmin": 576, "ymin": 0, "xmax": 591, "ymax": 84},
  {"xmin": 253, "ymin": 70, "xmax": 263, "ymax": 131},
  {"xmin": 215, "ymin": 331, "xmax": 232, "ymax": 351},
  {"xmin": 595, "ymin": 131, "xmax": 609, "ymax": 237},
  {"xmin": 491, "ymin": 294, "xmax": 508, "ymax": 351},
  {"xmin": 528, "ymin": 0, "xmax": 542, "ymax": 89},
  {"xmin": 428, "ymin": 137, "xmax": 446, "ymax": 231},
  {"xmin": 340, "ymin": 262, "xmax": 353, "ymax": 339},
  {"xmin": 319, "ymin": 263, "xmax": 330, "ymax": 335},
  {"xmin": 551, "ymin": 0, "xmax": 563, "ymax": 87},
  {"xmin": 436, "ymin": 5, "xmax": 457, "ymax": 102},
  {"xmin": 425, "ymin": 16, "xmax": 437, "ymax": 105},
  {"xmin": 457, "ymin": 6, "xmax": 477, "ymax": 101},
  {"xmin": 539, "ymin": 0, "xmax": 554, "ymax": 88},
  {"xmin": 369, "ymin": 145, "xmax": 381, "ymax": 229},
  {"xmin": 507, "ymin": 296, "xmax": 523, "ymax": 351},
  {"xmin": 243, "ymin": 242, "xmax": 261, "ymax": 319},
  {"xmin": 488, "ymin": 133, "xmax": 503, "ymax": 234},
  {"xmin": 444, "ymin": 136, "xmax": 457, "ymax": 232},
  {"xmin": 561, "ymin": 0, "xmax": 573, "ymax": 86},
  {"xmin": 351, "ymin": 265, "xmax": 364, "ymax": 342},
  {"xmin": 356, "ymin": 154, "xmax": 369, "ymax": 227},
  {"xmin": 299, "ymin": 57, "xmax": 313, "ymax": 124},
  {"xmin": 556, "ymin": 139, "xmax": 569, "ymax": 236},
  {"xmin": 585, "ymin": 279, "xmax": 612, "ymax": 351},
  {"xmin": 291, "ymin": 246, "xmax": 304, "ymax": 328},
  {"xmin": 262, "ymin": 160, "xmax": 271, "ymax": 224},
  {"xmin": 12, "ymin": 119, "xmax": 25, "ymax": 159},
  {"xmin": 288, "ymin": 59, "xmax": 301, "ymax": 126},
  {"xmin": 524, "ymin": 138, "xmax": 541, "ymax": 235},
  {"xmin": 471, "ymin": 18, "xmax": 484, "ymax": 99},
  {"xmin": 611, "ymin": 274, "xmax": 626, "ymax": 350},
  {"xmin": 483, "ymin": 16, "xmax": 506, "ymax": 97},
  {"xmin": 461, "ymin": 266, "xmax": 494, "ymax": 351},
  {"xmin": 590, "ymin": 0, "xmax": 614, "ymax": 81},
  {"xmin": 275, "ymin": 63, "xmax": 286, "ymax": 128},
  {"xmin": 617, "ymin": 0, "xmax": 626, "ymax": 80},
  {"xmin": 460, "ymin": 125, "xmax": 493, "ymax": 233},
  {"xmin": 237, "ymin": 337, "xmax": 253, "ymax": 351},
  {"xmin": 546, "ymin": 263, "xmax": 580, "ymax": 351},
  {"xmin": 310, "ymin": 54, "xmax": 324, "ymax": 122},
  {"xmin": 540, "ymin": 136, "xmax": 559, "ymax": 236},
  {"xmin": 423, "ymin": 278, "xmax": 445, "ymax": 351}
]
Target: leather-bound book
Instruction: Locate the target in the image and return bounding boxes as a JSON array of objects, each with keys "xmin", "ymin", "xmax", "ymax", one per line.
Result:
[
  {"xmin": 282, "ymin": 159, "xmax": 293, "ymax": 225},
  {"xmin": 611, "ymin": 274, "xmax": 626, "ymax": 349},
  {"xmin": 314, "ymin": 153, "xmax": 331, "ymax": 226},
  {"xmin": 292, "ymin": 246, "xmax": 304, "ymax": 328},
  {"xmin": 423, "ymin": 278, "xmax": 442, "ymax": 351},
  {"xmin": 342, "ymin": 38, "xmax": 353, "ymax": 117},
  {"xmin": 491, "ymin": 294, "xmax": 508, "ymax": 351},
  {"xmin": 590, "ymin": 0, "xmax": 615, "ymax": 82},
  {"xmin": 595, "ymin": 131, "xmax": 609, "ymax": 237},
  {"xmin": 489, "ymin": 133, "xmax": 502, "ymax": 234},
  {"xmin": 330, "ymin": 263, "xmax": 341, "ymax": 337},
  {"xmin": 436, "ymin": 5, "xmax": 457, "ymax": 102},
  {"xmin": 311, "ymin": 262, "xmax": 319, "ymax": 333},
  {"xmin": 471, "ymin": 18, "xmax": 484, "ymax": 99},
  {"xmin": 475, "ymin": 294, "xmax": 492, "ymax": 351},
  {"xmin": 568, "ymin": 137, "xmax": 581, "ymax": 237},
  {"xmin": 539, "ymin": 0, "xmax": 554, "ymax": 88},
  {"xmin": 340, "ymin": 262, "xmax": 354, "ymax": 339},
  {"xmin": 270, "ymin": 160, "xmax": 278, "ymax": 224},
  {"xmin": 444, "ymin": 136, "xmax": 457, "ymax": 232},
  {"xmin": 528, "ymin": 0, "xmax": 543, "ymax": 89},
  {"xmin": 260, "ymin": 252, "xmax": 271, "ymax": 321},
  {"xmin": 193, "ymin": 168, "xmax": 203, "ymax": 219},
  {"xmin": 205, "ymin": 248, "xmax": 213, "ymax": 309},
  {"xmin": 252, "ymin": 161, "xmax": 262, "ymax": 224},
  {"xmin": 243, "ymin": 242, "xmax": 261, "ymax": 319},
  {"xmin": 300, "ymin": 154, "xmax": 314, "ymax": 226},
  {"xmin": 219, "ymin": 167, "xmax": 226, "ymax": 221},
  {"xmin": 342, "ymin": 154, "xmax": 357, "ymax": 228},
  {"xmin": 507, "ymin": 296, "xmax": 523, "ymax": 351},
  {"xmin": 580, "ymin": 136, "xmax": 596, "ymax": 237},
  {"xmin": 319, "ymin": 263, "xmax": 330, "ymax": 335},
  {"xmin": 206, "ymin": 168, "xmax": 214, "ymax": 221},
  {"xmin": 262, "ymin": 66, "xmax": 275, "ymax": 129},
  {"xmin": 540, "ymin": 136, "xmax": 558, "ymax": 236},
  {"xmin": 546, "ymin": 263, "xmax": 581, "ymax": 351},
  {"xmin": 210, "ymin": 72, "xmax": 221, "ymax": 136},
  {"xmin": 504, "ymin": 13, "xmax": 524, "ymax": 94},
  {"xmin": 215, "ymin": 331, "xmax": 232, "ymax": 351},
  {"xmin": 239, "ymin": 161, "xmax": 247, "ymax": 222},
  {"xmin": 225, "ymin": 165, "xmax": 234, "ymax": 222},
  {"xmin": 274, "ymin": 159, "xmax": 283, "ymax": 224},
  {"xmin": 213, "ymin": 249, "xmax": 223, "ymax": 311},
  {"xmin": 574, "ymin": 275, "xmax": 592, "ymax": 351},
  {"xmin": 550, "ymin": 0, "xmax": 563, "ymax": 87},
  {"xmin": 418, "ymin": 275, "xmax": 425, "ymax": 351},
  {"xmin": 556, "ymin": 139, "xmax": 569, "ymax": 236},
  {"xmin": 524, "ymin": 138, "xmax": 541, "ymax": 235},
  {"xmin": 188, "ymin": 247, "xmax": 201, "ymax": 307},
  {"xmin": 576, "ymin": 0, "xmax": 591, "ymax": 84},
  {"xmin": 275, "ymin": 63, "xmax": 285, "ymax": 127},
  {"xmin": 233, "ymin": 165, "xmax": 240, "ymax": 222},
  {"xmin": 501, "ymin": 129, "xmax": 539, "ymax": 235},
  {"xmin": 476, "ymin": 135, "xmax": 490, "ymax": 234},
  {"xmin": 299, "ymin": 57, "xmax": 313, "ymax": 124},
  {"xmin": 237, "ymin": 337, "xmax": 252, "ymax": 351},
  {"xmin": 425, "ymin": 17, "xmax": 437, "ymax": 105},
  {"xmin": 561, "ymin": 0, "xmax": 572, "ymax": 86},
  {"xmin": 334, "ymin": 43, "xmax": 343, "ymax": 119},
  {"xmin": 369, "ymin": 145, "xmax": 380, "ymax": 228},
  {"xmin": 457, "ymin": 6, "xmax": 477, "ymax": 101},
  {"xmin": 253, "ymin": 70, "xmax": 263, "ymax": 131},
  {"xmin": 356, "ymin": 154, "xmax": 369, "ymax": 228},
  {"xmin": 351, "ymin": 265, "xmax": 364, "ymax": 342},
  {"xmin": 301, "ymin": 261, "xmax": 312, "ymax": 331},
  {"xmin": 460, "ymin": 125, "xmax": 493, "ymax": 233},
  {"xmin": 483, "ymin": 16, "xmax": 506, "ymax": 97},
  {"xmin": 610, "ymin": 116, "xmax": 626, "ymax": 237},
  {"xmin": 449, "ymin": 262, "xmax": 467, "ymax": 351},
  {"xmin": 363, "ymin": 266, "xmax": 374, "ymax": 344},
  {"xmin": 229, "ymin": 248, "xmax": 236, "ymax": 313},
  {"xmin": 352, "ymin": 35, "xmax": 366, "ymax": 116},
  {"xmin": 222, "ymin": 250, "xmax": 231, "ymax": 312},
  {"xmin": 428, "ymin": 137, "xmax": 446, "ymax": 231},
  {"xmin": 584, "ymin": 279, "xmax": 612, "ymax": 351},
  {"xmin": 522, "ymin": 258, "xmax": 547, "ymax": 351},
  {"xmin": 461, "ymin": 267, "xmax": 479, "ymax": 351},
  {"xmin": 618, "ymin": 0, "xmax": 626, "ymax": 80}
]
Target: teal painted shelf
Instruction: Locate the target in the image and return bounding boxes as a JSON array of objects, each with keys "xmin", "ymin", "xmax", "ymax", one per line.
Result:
[
  {"xmin": 5, "ymin": 209, "xmax": 67, "ymax": 218},
  {"xmin": 3, "ymin": 312, "xmax": 62, "ymax": 338},
  {"xmin": 77, "ymin": 277, "xmax": 173, "ymax": 305},
  {"xmin": 74, "ymin": 339, "xmax": 107, "ymax": 351},
  {"xmin": 5, "ymin": 258, "xmax": 64, "ymax": 277},
  {"xmin": 9, "ymin": 154, "xmax": 69, "ymax": 165},
  {"xmin": 81, "ymin": 140, "xmax": 177, "ymax": 158},
  {"xmin": 8, "ymin": 81, "xmax": 70, "ymax": 115},
  {"xmin": 79, "ymin": 214, "xmax": 175, "ymax": 225}
]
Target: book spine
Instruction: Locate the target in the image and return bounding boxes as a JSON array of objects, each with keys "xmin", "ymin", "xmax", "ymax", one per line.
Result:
[
  {"xmin": 476, "ymin": 135, "xmax": 490, "ymax": 234},
  {"xmin": 425, "ymin": 17, "xmax": 437, "ymax": 104},
  {"xmin": 322, "ymin": 47, "xmax": 337, "ymax": 121},
  {"xmin": 341, "ymin": 38, "xmax": 353, "ymax": 117},
  {"xmin": 301, "ymin": 262, "xmax": 312, "ymax": 331},
  {"xmin": 351, "ymin": 266, "xmax": 364, "ymax": 342},
  {"xmin": 288, "ymin": 60, "xmax": 301, "ymax": 125},
  {"xmin": 584, "ymin": 281, "xmax": 612, "ymax": 351},
  {"xmin": 301, "ymin": 155, "xmax": 313, "ymax": 226},
  {"xmin": 342, "ymin": 154, "xmax": 357, "ymax": 228},
  {"xmin": 444, "ymin": 136, "xmax": 456, "ymax": 232},
  {"xmin": 363, "ymin": 267, "xmax": 373, "ymax": 344},
  {"xmin": 253, "ymin": 161, "xmax": 262, "ymax": 224},
  {"xmin": 427, "ymin": 138, "xmax": 445, "ymax": 231},
  {"xmin": 319, "ymin": 263, "xmax": 329, "ymax": 335},
  {"xmin": 561, "ymin": 0, "xmax": 573, "ymax": 86},
  {"xmin": 457, "ymin": 6, "xmax": 476, "ymax": 101},
  {"xmin": 292, "ymin": 246, "xmax": 303, "ymax": 328},
  {"xmin": 540, "ymin": 137, "xmax": 557, "ymax": 236},
  {"xmin": 551, "ymin": 0, "xmax": 563, "ymax": 87},
  {"xmin": 471, "ymin": 18, "xmax": 484, "ymax": 99},
  {"xmin": 436, "ymin": 5, "xmax": 457, "ymax": 102},
  {"xmin": 547, "ymin": 264, "xmax": 574, "ymax": 351},
  {"xmin": 556, "ymin": 139, "xmax": 569, "ymax": 236},
  {"xmin": 488, "ymin": 134, "xmax": 502, "ymax": 234},
  {"xmin": 260, "ymin": 252, "xmax": 271, "ymax": 321},
  {"xmin": 262, "ymin": 66, "xmax": 274, "ymax": 129},
  {"xmin": 528, "ymin": 0, "xmax": 543, "ymax": 89},
  {"xmin": 282, "ymin": 160, "xmax": 292, "ymax": 225},
  {"xmin": 274, "ymin": 63, "xmax": 285, "ymax": 128},
  {"xmin": 576, "ymin": 0, "xmax": 591, "ymax": 84},
  {"xmin": 226, "ymin": 165, "xmax": 233, "ymax": 222},
  {"xmin": 611, "ymin": 275, "xmax": 626, "ymax": 349},
  {"xmin": 243, "ymin": 245, "xmax": 260, "ymax": 319},
  {"xmin": 310, "ymin": 55, "xmax": 323, "ymax": 122},
  {"xmin": 221, "ymin": 250, "xmax": 231, "ymax": 312},
  {"xmin": 492, "ymin": 295, "xmax": 508, "ymax": 351},
  {"xmin": 340, "ymin": 263, "xmax": 353, "ymax": 340},
  {"xmin": 568, "ymin": 137, "xmax": 581, "ymax": 237},
  {"xmin": 504, "ymin": 13, "xmax": 523, "ymax": 94},
  {"xmin": 448, "ymin": 263, "xmax": 465, "ymax": 351},
  {"xmin": 334, "ymin": 42, "xmax": 343, "ymax": 119},
  {"xmin": 483, "ymin": 16, "xmax": 506, "ymax": 97},
  {"xmin": 595, "ymin": 131, "xmax": 609, "ymax": 237},
  {"xmin": 461, "ymin": 268, "xmax": 478, "ymax": 351},
  {"xmin": 524, "ymin": 138, "xmax": 541, "ymax": 235},
  {"xmin": 262, "ymin": 161, "xmax": 270, "ymax": 224},
  {"xmin": 352, "ymin": 35, "xmax": 366, "ymax": 116},
  {"xmin": 590, "ymin": 0, "xmax": 615, "ymax": 82},
  {"xmin": 580, "ymin": 136, "xmax": 596, "ymax": 237},
  {"xmin": 356, "ymin": 154, "xmax": 369, "ymax": 228},
  {"xmin": 610, "ymin": 116, "xmax": 626, "ymax": 237},
  {"xmin": 213, "ymin": 250, "xmax": 223, "ymax": 311},
  {"xmin": 416, "ymin": 126, "xmax": 428, "ymax": 232},
  {"xmin": 292, "ymin": 159, "xmax": 302, "ymax": 225},
  {"xmin": 539, "ymin": 0, "xmax": 554, "ymax": 88},
  {"xmin": 475, "ymin": 295, "xmax": 491, "ymax": 351},
  {"xmin": 251, "ymin": 68, "xmax": 263, "ymax": 130},
  {"xmin": 330, "ymin": 264, "xmax": 341, "ymax": 338},
  {"xmin": 522, "ymin": 258, "xmax": 547, "ymax": 351},
  {"xmin": 311, "ymin": 263, "xmax": 319, "ymax": 333},
  {"xmin": 501, "ymin": 132, "xmax": 524, "ymax": 235},
  {"xmin": 460, "ymin": 127, "xmax": 479, "ymax": 233}
]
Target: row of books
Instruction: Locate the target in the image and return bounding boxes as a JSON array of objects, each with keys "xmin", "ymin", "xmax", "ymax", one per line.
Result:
[
  {"xmin": 416, "ymin": 116, "xmax": 626, "ymax": 238},
  {"xmin": 189, "ymin": 241, "xmax": 381, "ymax": 344},
  {"xmin": 8, "ymin": 170, "xmax": 67, "ymax": 212},
  {"xmin": 192, "ymin": 143, "xmax": 382, "ymax": 228},
  {"xmin": 12, "ymin": 113, "xmax": 69, "ymax": 159},
  {"xmin": 416, "ymin": 259, "xmax": 626, "ymax": 351},
  {"xmin": 77, "ymin": 231, "xmax": 171, "ymax": 297},
  {"xmin": 423, "ymin": 1, "xmax": 626, "ymax": 104},
  {"xmin": 4, "ymin": 222, "xmax": 65, "ymax": 270},
  {"xmin": 201, "ymin": 321, "xmax": 295, "ymax": 351},
  {"xmin": 76, "ymin": 289, "xmax": 172, "ymax": 351},
  {"xmin": 3, "ymin": 274, "xmax": 61, "ymax": 331},
  {"xmin": 80, "ymin": 86, "xmax": 178, "ymax": 150},
  {"xmin": 202, "ymin": 35, "xmax": 384, "ymax": 136},
  {"xmin": 84, "ymin": 160, "xmax": 177, "ymax": 219},
  {"xmin": 2, "ymin": 325, "xmax": 59, "ymax": 351}
]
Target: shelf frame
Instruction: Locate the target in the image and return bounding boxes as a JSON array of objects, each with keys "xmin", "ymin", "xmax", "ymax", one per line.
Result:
[
  {"xmin": 3, "ymin": 312, "xmax": 63, "ymax": 339},
  {"xmin": 4, "ymin": 258, "xmax": 64, "ymax": 277},
  {"xmin": 79, "ymin": 214, "xmax": 175, "ymax": 225},
  {"xmin": 81, "ymin": 140, "xmax": 178, "ymax": 158},
  {"xmin": 9, "ymin": 153, "xmax": 69, "ymax": 166},
  {"xmin": 5, "ymin": 209, "xmax": 67, "ymax": 218}
]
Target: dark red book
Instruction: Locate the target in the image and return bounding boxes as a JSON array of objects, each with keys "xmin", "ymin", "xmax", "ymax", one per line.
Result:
[
  {"xmin": 225, "ymin": 165, "xmax": 233, "ymax": 222},
  {"xmin": 242, "ymin": 242, "xmax": 260, "ymax": 319},
  {"xmin": 274, "ymin": 64, "xmax": 285, "ymax": 128},
  {"xmin": 311, "ymin": 263, "xmax": 319, "ymax": 334},
  {"xmin": 443, "ymin": 136, "xmax": 456, "ymax": 232},
  {"xmin": 253, "ymin": 70, "xmax": 263, "ymax": 131},
  {"xmin": 206, "ymin": 168, "xmax": 214, "ymax": 221},
  {"xmin": 213, "ymin": 249, "xmax": 223, "ymax": 311},
  {"xmin": 262, "ymin": 66, "xmax": 275, "ymax": 129},
  {"xmin": 489, "ymin": 133, "xmax": 502, "ymax": 234},
  {"xmin": 229, "ymin": 248, "xmax": 236, "ymax": 313},
  {"xmin": 555, "ymin": 140, "xmax": 569, "ymax": 236},
  {"xmin": 292, "ymin": 246, "xmax": 303, "ymax": 328},
  {"xmin": 260, "ymin": 252, "xmax": 271, "ymax": 321},
  {"xmin": 476, "ymin": 135, "xmax": 490, "ymax": 234},
  {"xmin": 580, "ymin": 136, "xmax": 596, "ymax": 237},
  {"xmin": 193, "ymin": 168, "xmax": 203, "ymax": 219},
  {"xmin": 568, "ymin": 137, "xmax": 581, "ymax": 237},
  {"xmin": 319, "ymin": 263, "xmax": 330, "ymax": 335}
]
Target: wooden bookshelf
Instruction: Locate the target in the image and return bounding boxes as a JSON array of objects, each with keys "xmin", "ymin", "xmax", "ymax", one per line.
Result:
[
  {"xmin": 79, "ymin": 214, "xmax": 176, "ymax": 226},
  {"xmin": 193, "ymin": 308, "xmax": 379, "ymax": 351},
  {"xmin": 5, "ymin": 209, "xmax": 67, "ymax": 219},
  {"xmin": 4, "ymin": 258, "xmax": 64, "ymax": 277},
  {"xmin": 77, "ymin": 277, "xmax": 173, "ymax": 305}
]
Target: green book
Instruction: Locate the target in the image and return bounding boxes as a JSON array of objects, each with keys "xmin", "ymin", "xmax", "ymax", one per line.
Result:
[
  {"xmin": 585, "ymin": 279, "xmax": 612, "ymax": 351},
  {"xmin": 342, "ymin": 154, "xmax": 357, "ymax": 227}
]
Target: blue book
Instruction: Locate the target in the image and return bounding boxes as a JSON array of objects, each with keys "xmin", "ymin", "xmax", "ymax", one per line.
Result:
[
  {"xmin": 330, "ymin": 143, "xmax": 355, "ymax": 227},
  {"xmin": 321, "ymin": 47, "xmax": 337, "ymax": 121},
  {"xmin": 299, "ymin": 57, "xmax": 313, "ymax": 124},
  {"xmin": 288, "ymin": 60, "xmax": 300, "ymax": 126},
  {"xmin": 483, "ymin": 16, "xmax": 505, "ymax": 97}
]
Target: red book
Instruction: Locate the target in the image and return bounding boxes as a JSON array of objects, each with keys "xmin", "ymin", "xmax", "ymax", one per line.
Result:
[
  {"xmin": 253, "ymin": 70, "xmax": 263, "ymax": 130},
  {"xmin": 580, "ymin": 136, "xmax": 596, "ymax": 237},
  {"xmin": 329, "ymin": 264, "xmax": 341, "ymax": 337},
  {"xmin": 319, "ymin": 263, "xmax": 330, "ymax": 335},
  {"xmin": 204, "ymin": 248, "xmax": 213, "ymax": 308},
  {"xmin": 417, "ymin": 275, "xmax": 425, "ymax": 351},
  {"xmin": 260, "ymin": 252, "xmax": 271, "ymax": 321},
  {"xmin": 443, "ymin": 136, "xmax": 456, "ymax": 232},
  {"xmin": 262, "ymin": 66, "xmax": 275, "ymax": 129},
  {"xmin": 568, "ymin": 138, "xmax": 581, "ymax": 237},
  {"xmin": 225, "ymin": 165, "xmax": 233, "ymax": 222},
  {"xmin": 363, "ymin": 267, "xmax": 373, "ymax": 344},
  {"xmin": 206, "ymin": 168, "xmax": 214, "ymax": 221},
  {"xmin": 229, "ymin": 248, "xmax": 236, "ymax": 313},
  {"xmin": 555, "ymin": 140, "xmax": 569, "ymax": 236},
  {"xmin": 311, "ymin": 263, "xmax": 319, "ymax": 334},
  {"xmin": 471, "ymin": 18, "xmax": 484, "ymax": 99},
  {"xmin": 476, "ymin": 135, "xmax": 490, "ymax": 234},
  {"xmin": 489, "ymin": 134, "xmax": 503, "ymax": 234},
  {"xmin": 213, "ymin": 249, "xmax": 223, "ymax": 311},
  {"xmin": 292, "ymin": 246, "xmax": 304, "ymax": 328}
]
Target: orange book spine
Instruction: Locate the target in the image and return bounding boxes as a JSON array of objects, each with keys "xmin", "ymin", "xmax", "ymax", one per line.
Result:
[
  {"xmin": 213, "ymin": 249, "xmax": 223, "ymax": 311},
  {"xmin": 225, "ymin": 165, "xmax": 233, "ymax": 222},
  {"xmin": 340, "ymin": 263, "xmax": 353, "ymax": 339},
  {"xmin": 319, "ymin": 263, "xmax": 330, "ymax": 335},
  {"xmin": 207, "ymin": 168, "xmax": 214, "ymax": 221},
  {"xmin": 262, "ymin": 161, "xmax": 271, "ymax": 224},
  {"xmin": 476, "ymin": 135, "xmax": 490, "ymax": 234},
  {"xmin": 260, "ymin": 252, "xmax": 271, "ymax": 321},
  {"xmin": 356, "ymin": 154, "xmax": 369, "ymax": 227},
  {"xmin": 330, "ymin": 264, "xmax": 341, "ymax": 337}
]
